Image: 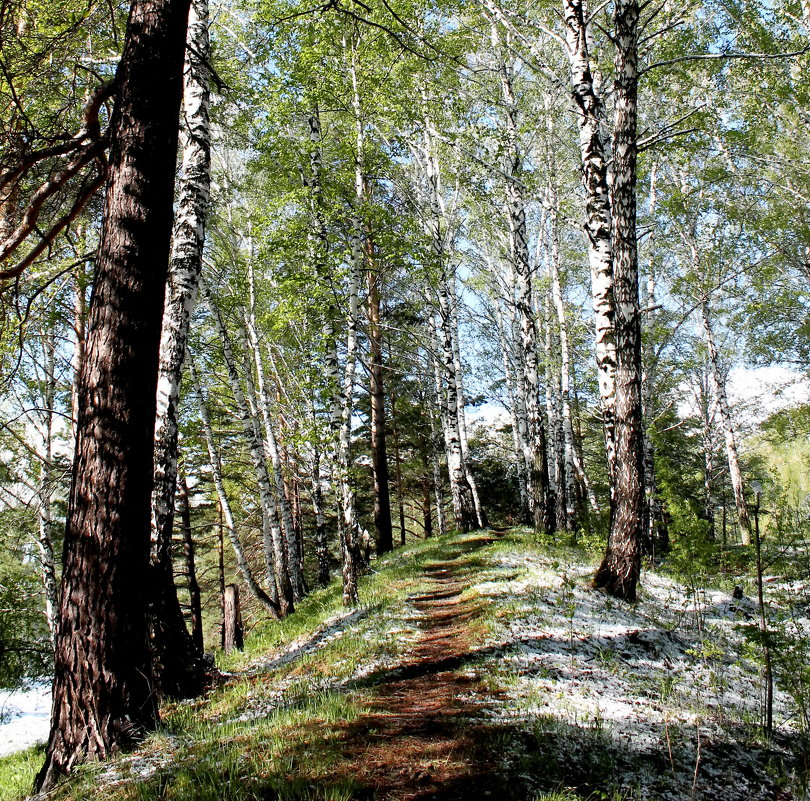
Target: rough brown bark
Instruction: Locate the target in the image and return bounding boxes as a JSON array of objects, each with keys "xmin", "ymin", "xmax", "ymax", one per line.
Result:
[{"xmin": 35, "ymin": 0, "xmax": 191, "ymax": 789}]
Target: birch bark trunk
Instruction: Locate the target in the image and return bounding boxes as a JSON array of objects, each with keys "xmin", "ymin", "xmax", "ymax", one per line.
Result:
[
  {"xmin": 640, "ymin": 164, "xmax": 667, "ymax": 552},
  {"xmin": 338, "ymin": 226, "xmax": 362, "ymax": 605},
  {"xmin": 70, "ymin": 264, "xmax": 89, "ymax": 435},
  {"xmin": 149, "ymin": 0, "xmax": 211, "ymax": 698},
  {"xmin": 420, "ymin": 111, "xmax": 477, "ymax": 532},
  {"xmin": 346, "ymin": 29, "xmax": 393, "ymax": 556},
  {"xmin": 562, "ymin": 0, "xmax": 617, "ymax": 485},
  {"xmin": 493, "ymin": 22, "xmax": 551, "ymax": 534},
  {"xmin": 243, "ymin": 257, "xmax": 306, "ymax": 600},
  {"xmin": 494, "ymin": 292, "xmax": 529, "ymax": 516},
  {"xmin": 698, "ymin": 372, "xmax": 717, "ymax": 538},
  {"xmin": 594, "ymin": 0, "xmax": 645, "ymax": 601},
  {"xmin": 546, "ymin": 197, "xmax": 580, "ymax": 530},
  {"xmin": 189, "ymin": 355, "xmax": 279, "ymax": 614},
  {"xmin": 543, "ymin": 292, "xmax": 565, "ymax": 532},
  {"xmin": 202, "ymin": 283, "xmax": 294, "ymax": 614},
  {"xmin": 447, "ymin": 274, "xmax": 487, "ymax": 528},
  {"xmin": 303, "ymin": 105, "xmax": 339, "ymax": 585},
  {"xmin": 178, "ymin": 472, "xmax": 204, "ymax": 653},
  {"xmin": 436, "ymin": 290, "xmax": 478, "ymax": 531},
  {"xmin": 701, "ymin": 300, "xmax": 752, "ymax": 545}
]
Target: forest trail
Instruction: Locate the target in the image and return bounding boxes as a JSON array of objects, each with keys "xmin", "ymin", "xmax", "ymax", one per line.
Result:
[
  {"xmin": 315, "ymin": 534, "xmax": 509, "ymax": 800},
  {"xmin": 4, "ymin": 529, "xmax": 803, "ymax": 801}
]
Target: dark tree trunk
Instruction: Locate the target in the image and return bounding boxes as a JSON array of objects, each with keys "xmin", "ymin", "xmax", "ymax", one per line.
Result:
[
  {"xmin": 594, "ymin": 0, "xmax": 644, "ymax": 601},
  {"xmin": 179, "ymin": 473, "xmax": 205, "ymax": 654},
  {"xmin": 35, "ymin": 0, "xmax": 191, "ymax": 790},
  {"xmin": 367, "ymin": 236, "xmax": 394, "ymax": 555}
]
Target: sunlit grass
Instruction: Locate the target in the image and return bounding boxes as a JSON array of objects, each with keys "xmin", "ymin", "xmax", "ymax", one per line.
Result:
[{"xmin": 0, "ymin": 744, "xmax": 44, "ymax": 801}]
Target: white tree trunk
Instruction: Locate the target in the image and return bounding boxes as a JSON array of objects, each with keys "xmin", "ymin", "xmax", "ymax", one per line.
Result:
[
  {"xmin": 562, "ymin": 0, "xmax": 617, "ymax": 484},
  {"xmin": 338, "ymin": 220, "xmax": 362, "ymax": 605},
  {"xmin": 492, "ymin": 21, "xmax": 550, "ymax": 533},
  {"xmin": 447, "ymin": 274, "xmax": 486, "ymax": 527},
  {"xmin": 546, "ymin": 198, "xmax": 580, "ymax": 528},
  {"xmin": 641, "ymin": 162, "xmax": 667, "ymax": 551},
  {"xmin": 419, "ymin": 111, "xmax": 477, "ymax": 532},
  {"xmin": 189, "ymin": 354, "xmax": 279, "ymax": 615},
  {"xmin": 543, "ymin": 292, "xmax": 565, "ymax": 531},
  {"xmin": 243, "ymin": 256, "xmax": 306, "ymax": 600},
  {"xmin": 202, "ymin": 282, "xmax": 294, "ymax": 614},
  {"xmin": 494, "ymin": 293, "xmax": 529, "ymax": 514},
  {"xmin": 701, "ymin": 300, "xmax": 752, "ymax": 545},
  {"xmin": 151, "ymin": 0, "xmax": 211, "ymax": 567}
]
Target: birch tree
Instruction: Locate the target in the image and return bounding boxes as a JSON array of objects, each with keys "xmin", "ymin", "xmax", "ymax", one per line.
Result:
[
  {"xmin": 593, "ymin": 0, "xmax": 645, "ymax": 600},
  {"xmin": 149, "ymin": 0, "xmax": 212, "ymax": 699}
]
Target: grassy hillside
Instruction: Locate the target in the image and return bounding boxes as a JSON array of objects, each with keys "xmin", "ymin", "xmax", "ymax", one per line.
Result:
[{"xmin": 2, "ymin": 529, "xmax": 808, "ymax": 801}]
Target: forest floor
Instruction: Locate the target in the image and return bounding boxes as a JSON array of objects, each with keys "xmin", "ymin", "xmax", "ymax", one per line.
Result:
[{"xmin": 3, "ymin": 528, "xmax": 809, "ymax": 801}]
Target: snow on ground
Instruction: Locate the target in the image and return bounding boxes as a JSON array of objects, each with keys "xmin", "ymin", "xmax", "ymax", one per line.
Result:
[
  {"xmin": 0, "ymin": 684, "xmax": 50, "ymax": 756},
  {"xmin": 471, "ymin": 548, "xmax": 805, "ymax": 800}
]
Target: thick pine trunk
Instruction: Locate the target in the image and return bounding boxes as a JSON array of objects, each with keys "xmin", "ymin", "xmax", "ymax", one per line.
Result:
[
  {"xmin": 563, "ymin": 0, "xmax": 617, "ymax": 485},
  {"xmin": 148, "ymin": 0, "xmax": 211, "ymax": 699},
  {"xmin": 36, "ymin": 0, "xmax": 190, "ymax": 788},
  {"xmin": 594, "ymin": 0, "xmax": 644, "ymax": 601}
]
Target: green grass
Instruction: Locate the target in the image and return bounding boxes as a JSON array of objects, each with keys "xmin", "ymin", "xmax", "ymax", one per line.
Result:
[
  {"xmin": 0, "ymin": 744, "xmax": 44, "ymax": 801},
  {"xmin": 23, "ymin": 530, "xmax": 495, "ymax": 801}
]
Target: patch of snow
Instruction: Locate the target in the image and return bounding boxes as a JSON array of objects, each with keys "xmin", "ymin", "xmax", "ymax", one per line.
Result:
[
  {"xmin": 0, "ymin": 683, "xmax": 51, "ymax": 756},
  {"xmin": 471, "ymin": 551, "xmax": 800, "ymax": 800}
]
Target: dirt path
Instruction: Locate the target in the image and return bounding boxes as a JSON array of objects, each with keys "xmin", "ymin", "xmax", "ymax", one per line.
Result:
[{"xmin": 330, "ymin": 535, "xmax": 509, "ymax": 801}]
